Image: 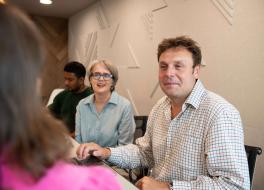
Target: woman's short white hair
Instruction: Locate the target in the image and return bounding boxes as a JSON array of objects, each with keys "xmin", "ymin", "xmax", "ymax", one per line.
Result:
[{"xmin": 87, "ymin": 59, "xmax": 118, "ymax": 91}]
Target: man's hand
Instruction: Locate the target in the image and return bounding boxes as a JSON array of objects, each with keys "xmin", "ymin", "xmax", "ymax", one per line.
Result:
[
  {"xmin": 76, "ymin": 142, "xmax": 111, "ymax": 160},
  {"xmin": 135, "ymin": 176, "xmax": 170, "ymax": 190}
]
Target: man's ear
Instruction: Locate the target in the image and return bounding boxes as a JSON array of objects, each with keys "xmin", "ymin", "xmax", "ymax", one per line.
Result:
[
  {"xmin": 78, "ymin": 77, "xmax": 85, "ymax": 84},
  {"xmin": 193, "ymin": 65, "xmax": 201, "ymax": 79}
]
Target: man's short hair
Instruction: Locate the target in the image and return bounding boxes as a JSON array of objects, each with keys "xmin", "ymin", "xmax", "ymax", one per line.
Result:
[
  {"xmin": 64, "ymin": 61, "xmax": 86, "ymax": 78},
  {"xmin": 157, "ymin": 36, "xmax": 202, "ymax": 67}
]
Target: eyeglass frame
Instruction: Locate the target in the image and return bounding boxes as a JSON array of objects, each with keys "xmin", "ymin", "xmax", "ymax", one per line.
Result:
[{"xmin": 90, "ymin": 72, "xmax": 113, "ymax": 81}]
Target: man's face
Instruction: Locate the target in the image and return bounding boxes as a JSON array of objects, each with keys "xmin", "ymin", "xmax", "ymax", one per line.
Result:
[
  {"xmin": 64, "ymin": 72, "xmax": 83, "ymax": 92},
  {"xmin": 158, "ymin": 47, "xmax": 200, "ymax": 101}
]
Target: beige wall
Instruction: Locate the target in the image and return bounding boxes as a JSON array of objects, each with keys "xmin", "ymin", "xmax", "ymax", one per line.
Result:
[{"xmin": 69, "ymin": 0, "xmax": 264, "ymax": 189}]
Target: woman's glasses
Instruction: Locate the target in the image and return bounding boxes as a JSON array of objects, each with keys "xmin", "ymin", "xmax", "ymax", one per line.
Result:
[{"xmin": 91, "ymin": 72, "xmax": 113, "ymax": 81}]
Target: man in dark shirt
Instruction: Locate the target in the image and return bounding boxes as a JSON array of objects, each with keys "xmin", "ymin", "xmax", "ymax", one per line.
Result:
[{"xmin": 49, "ymin": 61, "xmax": 93, "ymax": 136}]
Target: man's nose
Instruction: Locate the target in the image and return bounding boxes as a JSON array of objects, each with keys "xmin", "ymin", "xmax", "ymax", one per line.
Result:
[{"xmin": 165, "ymin": 67, "xmax": 175, "ymax": 76}]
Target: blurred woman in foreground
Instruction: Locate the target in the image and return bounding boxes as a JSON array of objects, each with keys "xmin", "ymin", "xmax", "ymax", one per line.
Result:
[{"xmin": 0, "ymin": 4, "xmax": 121, "ymax": 190}]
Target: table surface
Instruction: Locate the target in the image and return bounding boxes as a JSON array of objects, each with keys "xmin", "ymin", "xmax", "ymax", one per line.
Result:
[
  {"xmin": 68, "ymin": 137, "xmax": 139, "ymax": 190},
  {"xmin": 113, "ymin": 167, "xmax": 139, "ymax": 190}
]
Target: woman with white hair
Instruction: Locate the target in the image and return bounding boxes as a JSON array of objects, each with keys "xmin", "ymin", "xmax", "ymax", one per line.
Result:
[{"xmin": 75, "ymin": 59, "xmax": 135, "ymax": 147}]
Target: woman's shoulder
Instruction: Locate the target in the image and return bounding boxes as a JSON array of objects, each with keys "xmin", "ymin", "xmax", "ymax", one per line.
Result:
[
  {"xmin": 44, "ymin": 162, "xmax": 122, "ymax": 190},
  {"xmin": 2, "ymin": 161, "xmax": 122, "ymax": 190},
  {"xmin": 112, "ymin": 91, "xmax": 131, "ymax": 105},
  {"xmin": 78, "ymin": 94, "xmax": 94, "ymax": 105}
]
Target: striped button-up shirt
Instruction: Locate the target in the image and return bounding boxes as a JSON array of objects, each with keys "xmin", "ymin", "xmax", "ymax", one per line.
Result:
[{"xmin": 108, "ymin": 80, "xmax": 250, "ymax": 189}]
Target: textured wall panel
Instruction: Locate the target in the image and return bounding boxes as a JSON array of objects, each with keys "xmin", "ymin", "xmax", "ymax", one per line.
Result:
[
  {"xmin": 151, "ymin": 0, "xmax": 168, "ymax": 12},
  {"xmin": 32, "ymin": 16, "xmax": 68, "ymax": 104},
  {"xmin": 140, "ymin": 0, "xmax": 167, "ymax": 41},
  {"xmin": 96, "ymin": 1, "xmax": 110, "ymax": 30},
  {"xmin": 126, "ymin": 89, "xmax": 139, "ymax": 115},
  {"xmin": 127, "ymin": 42, "xmax": 141, "ymax": 69},
  {"xmin": 110, "ymin": 23, "xmax": 120, "ymax": 47},
  {"xmin": 211, "ymin": 0, "xmax": 235, "ymax": 25},
  {"xmin": 84, "ymin": 31, "xmax": 98, "ymax": 65},
  {"xmin": 141, "ymin": 12, "xmax": 154, "ymax": 40}
]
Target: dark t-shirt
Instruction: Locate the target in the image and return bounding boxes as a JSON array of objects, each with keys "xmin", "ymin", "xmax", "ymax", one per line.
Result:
[{"xmin": 48, "ymin": 87, "xmax": 93, "ymax": 133}]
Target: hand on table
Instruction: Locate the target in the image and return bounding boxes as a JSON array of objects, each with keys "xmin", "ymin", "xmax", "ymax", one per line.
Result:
[
  {"xmin": 135, "ymin": 176, "xmax": 170, "ymax": 190},
  {"xmin": 76, "ymin": 142, "xmax": 111, "ymax": 160}
]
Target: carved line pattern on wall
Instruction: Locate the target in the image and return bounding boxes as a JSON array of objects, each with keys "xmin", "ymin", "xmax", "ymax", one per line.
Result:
[
  {"xmin": 152, "ymin": 0, "xmax": 168, "ymax": 12},
  {"xmin": 127, "ymin": 42, "xmax": 141, "ymax": 69},
  {"xmin": 126, "ymin": 89, "xmax": 139, "ymax": 115},
  {"xmin": 84, "ymin": 31, "xmax": 97, "ymax": 65},
  {"xmin": 110, "ymin": 23, "xmax": 120, "ymax": 47},
  {"xmin": 211, "ymin": 0, "xmax": 235, "ymax": 25},
  {"xmin": 141, "ymin": 0, "xmax": 167, "ymax": 41},
  {"xmin": 95, "ymin": 0, "xmax": 169, "ymax": 111},
  {"xmin": 147, "ymin": 0, "xmax": 168, "ymax": 98},
  {"xmin": 96, "ymin": 1, "xmax": 110, "ymax": 30},
  {"xmin": 141, "ymin": 12, "xmax": 154, "ymax": 40}
]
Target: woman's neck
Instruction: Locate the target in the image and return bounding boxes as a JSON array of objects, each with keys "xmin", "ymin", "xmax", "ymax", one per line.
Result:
[
  {"xmin": 94, "ymin": 92, "xmax": 112, "ymax": 105},
  {"xmin": 94, "ymin": 92, "xmax": 112, "ymax": 113}
]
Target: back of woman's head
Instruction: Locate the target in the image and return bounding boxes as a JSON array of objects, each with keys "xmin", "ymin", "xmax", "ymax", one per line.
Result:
[{"xmin": 0, "ymin": 4, "xmax": 68, "ymax": 179}]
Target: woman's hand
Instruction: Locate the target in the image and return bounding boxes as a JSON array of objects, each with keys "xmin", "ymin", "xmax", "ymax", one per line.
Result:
[{"xmin": 76, "ymin": 142, "xmax": 111, "ymax": 160}]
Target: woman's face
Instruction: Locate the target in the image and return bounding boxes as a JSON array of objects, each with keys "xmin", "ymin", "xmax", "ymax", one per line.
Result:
[{"xmin": 90, "ymin": 63, "xmax": 113, "ymax": 95}]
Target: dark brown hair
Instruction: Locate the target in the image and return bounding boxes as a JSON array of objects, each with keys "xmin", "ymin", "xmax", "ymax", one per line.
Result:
[
  {"xmin": 157, "ymin": 36, "xmax": 202, "ymax": 67},
  {"xmin": 64, "ymin": 61, "xmax": 86, "ymax": 78},
  {"xmin": 0, "ymin": 4, "xmax": 69, "ymax": 180}
]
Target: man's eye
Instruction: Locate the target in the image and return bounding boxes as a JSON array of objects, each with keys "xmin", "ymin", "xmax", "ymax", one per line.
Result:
[
  {"xmin": 175, "ymin": 64, "xmax": 182, "ymax": 69},
  {"xmin": 160, "ymin": 65, "xmax": 167, "ymax": 70}
]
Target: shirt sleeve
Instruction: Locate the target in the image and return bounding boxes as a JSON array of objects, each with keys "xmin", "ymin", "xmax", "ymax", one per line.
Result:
[
  {"xmin": 48, "ymin": 94, "xmax": 61, "ymax": 118},
  {"xmin": 108, "ymin": 144, "xmax": 142, "ymax": 169},
  {"xmin": 117, "ymin": 103, "xmax": 136, "ymax": 145},
  {"xmin": 75, "ymin": 102, "xmax": 82, "ymax": 143},
  {"xmin": 172, "ymin": 108, "xmax": 250, "ymax": 190},
  {"xmin": 108, "ymin": 110, "xmax": 155, "ymax": 169}
]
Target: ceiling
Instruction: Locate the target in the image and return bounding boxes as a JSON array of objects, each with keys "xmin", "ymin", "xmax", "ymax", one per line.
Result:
[{"xmin": 7, "ymin": 0, "xmax": 97, "ymax": 18}]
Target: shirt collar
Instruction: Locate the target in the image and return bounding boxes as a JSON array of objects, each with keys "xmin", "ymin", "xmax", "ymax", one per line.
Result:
[
  {"xmin": 163, "ymin": 79, "xmax": 206, "ymax": 110},
  {"xmin": 108, "ymin": 91, "xmax": 118, "ymax": 105},
  {"xmin": 83, "ymin": 91, "xmax": 118, "ymax": 105},
  {"xmin": 185, "ymin": 79, "xmax": 206, "ymax": 109}
]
